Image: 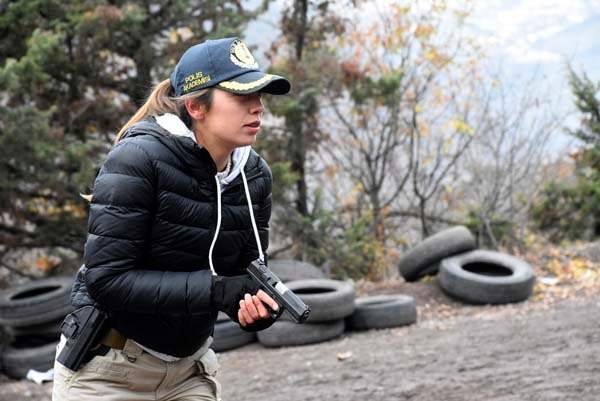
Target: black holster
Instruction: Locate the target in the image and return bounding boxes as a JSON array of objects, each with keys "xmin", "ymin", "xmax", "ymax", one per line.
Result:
[{"xmin": 56, "ymin": 305, "xmax": 109, "ymax": 371}]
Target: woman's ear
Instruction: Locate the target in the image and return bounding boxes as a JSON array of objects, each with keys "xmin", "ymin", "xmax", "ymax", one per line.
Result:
[{"xmin": 184, "ymin": 98, "xmax": 206, "ymax": 121}]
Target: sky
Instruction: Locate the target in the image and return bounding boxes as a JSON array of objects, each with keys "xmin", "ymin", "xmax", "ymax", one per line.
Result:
[
  {"xmin": 247, "ymin": 0, "xmax": 600, "ymax": 75},
  {"xmin": 245, "ymin": 0, "xmax": 600, "ymax": 151},
  {"xmin": 466, "ymin": 0, "xmax": 600, "ymax": 151},
  {"xmin": 468, "ymin": 0, "xmax": 600, "ymax": 78}
]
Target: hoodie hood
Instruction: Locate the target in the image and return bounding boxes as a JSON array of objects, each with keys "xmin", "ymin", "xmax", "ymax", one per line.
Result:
[{"xmin": 155, "ymin": 113, "xmax": 251, "ymax": 189}]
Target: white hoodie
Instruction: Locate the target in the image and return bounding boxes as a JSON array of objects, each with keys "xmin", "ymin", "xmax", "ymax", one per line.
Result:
[{"xmin": 155, "ymin": 113, "xmax": 251, "ymax": 189}]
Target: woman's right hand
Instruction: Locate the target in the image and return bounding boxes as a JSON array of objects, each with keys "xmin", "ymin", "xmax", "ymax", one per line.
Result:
[
  {"xmin": 211, "ymin": 275, "xmax": 279, "ymax": 325},
  {"xmin": 237, "ymin": 290, "xmax": 279, "ymax": 327}
]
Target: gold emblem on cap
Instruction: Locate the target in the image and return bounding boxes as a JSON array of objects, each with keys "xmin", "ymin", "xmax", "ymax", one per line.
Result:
[
  {"xmin": 218, "ymin": 74, "xmax": 275, "ymax": 92},
  {"xmin": 230, "ymin": 39, "xmax": 259, "ymax": 69}
]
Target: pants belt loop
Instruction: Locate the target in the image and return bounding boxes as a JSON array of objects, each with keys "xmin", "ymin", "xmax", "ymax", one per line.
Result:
[{"xmin": 121, "ymin": 339, "xmax": 144, "ymax": 363}]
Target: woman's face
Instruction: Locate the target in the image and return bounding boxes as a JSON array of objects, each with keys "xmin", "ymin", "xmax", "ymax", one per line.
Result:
[{"xmin": 199, "ymin": 89, "xmax": 264, "ymax": 148}]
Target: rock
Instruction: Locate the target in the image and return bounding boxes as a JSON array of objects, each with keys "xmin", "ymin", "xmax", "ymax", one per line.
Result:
[
  {"xmin": 0, "ymin": 247, "xmax": 79, "ymax": 288},
  {"xmin": 570, "ymin": 241, "xmax": 600, "ymax": 263}
]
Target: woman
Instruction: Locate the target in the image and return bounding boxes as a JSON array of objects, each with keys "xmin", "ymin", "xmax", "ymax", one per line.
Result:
[{"xmin": 53, "ymin": 37, "xmax": 291, "ymax": 401}]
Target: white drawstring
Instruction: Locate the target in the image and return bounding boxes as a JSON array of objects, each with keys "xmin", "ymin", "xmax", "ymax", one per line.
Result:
[
  {"xmin": 208, "ymin": 169, "xmax": 264, "ymax": 275},
  {"xmin": 207, "ymin": 177, "xmax": 222, "ymax": 276},
  {"xmin": 242, "ymin": 169, "xmax": 264, "ymax": 262}
]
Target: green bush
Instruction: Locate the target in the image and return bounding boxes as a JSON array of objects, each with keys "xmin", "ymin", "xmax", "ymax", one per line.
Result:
[
  {"xmin": 532, "ymin": 146, "xmax": 600, "ymax": 242},
  {"xmin": 465, "ymin": 210, "xmax": 513, "ymax": 247},
  {"xmin": 531, "ymin": 181, "xmax": 591, "ymax": 242},
  {"xmin": 273, "ymin": 193, "xmax": 389, "ymax": 280},
  {"xmin": 532, "ymin": 67, "xmax": 600, "ymax": 242}
]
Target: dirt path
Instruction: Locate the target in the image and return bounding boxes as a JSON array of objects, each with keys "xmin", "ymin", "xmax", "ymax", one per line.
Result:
[
  {"xmin": 218, "ymin": 296, "xmax": 600, "ymax": 401},
  {"xmin": 2, "ymin": 295, "xmax": 598, "ymax": 401}
]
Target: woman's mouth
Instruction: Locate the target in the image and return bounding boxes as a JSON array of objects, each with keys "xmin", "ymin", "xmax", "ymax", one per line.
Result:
[
  {"xmin": 244, "ymin": 121, "xmax": 261, "ymax": 135},
  {"xmin": 244, "ymin": 121, "xmax": 261, "ymax": 128}
]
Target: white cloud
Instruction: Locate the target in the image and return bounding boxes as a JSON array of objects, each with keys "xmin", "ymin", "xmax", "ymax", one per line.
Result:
[
  {"xmin": 468, "ymin": 0, "xmax": 597, "ymax": 65},
  {"xmin": 504, "ymin": 45, "xmax": 562, "ymax": 64}
]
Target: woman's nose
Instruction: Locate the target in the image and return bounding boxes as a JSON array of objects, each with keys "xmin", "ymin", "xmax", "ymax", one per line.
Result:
[{"xmin": 250, "ymin": 94, "xmax": 264, "ymax": 114}]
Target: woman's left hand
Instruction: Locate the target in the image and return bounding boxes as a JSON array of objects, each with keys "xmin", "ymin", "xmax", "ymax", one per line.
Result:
[{"xmin": 238, "ymin": 289, "xmax": 279, "ymax": 327}]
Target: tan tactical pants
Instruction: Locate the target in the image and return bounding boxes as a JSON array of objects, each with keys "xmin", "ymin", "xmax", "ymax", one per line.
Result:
[{"xmin": 52, "ymin": 338, "xmax": 221, "ymax": 401}]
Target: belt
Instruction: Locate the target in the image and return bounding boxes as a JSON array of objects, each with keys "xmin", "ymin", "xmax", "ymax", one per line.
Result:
[{"xmin": 99, "ymin": 328, "xmax": 127, "ymax": 350}]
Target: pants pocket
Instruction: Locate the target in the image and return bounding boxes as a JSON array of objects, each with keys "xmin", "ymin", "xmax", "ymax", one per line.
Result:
[
  {"xmin": 52, "ymin": 357, "xmax": 76, "ymax": 400},
  {"xmin": 196, "ymin": 348, "xmax": 219, "ymax": 376},
  {"xmin": 195, "ymin": 349, "xmax": 222, "ymax": 401}
]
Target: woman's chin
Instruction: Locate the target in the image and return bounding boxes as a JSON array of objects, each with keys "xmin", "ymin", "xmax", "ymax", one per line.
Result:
[{"xmin": 237, "ymin": 135, "xmax": 258, "ymax": 147}]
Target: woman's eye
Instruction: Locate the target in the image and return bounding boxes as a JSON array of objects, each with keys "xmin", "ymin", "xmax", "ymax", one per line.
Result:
[{"xmin": 234, "ymin": 93, "xmax": 261, "ymax": 102}]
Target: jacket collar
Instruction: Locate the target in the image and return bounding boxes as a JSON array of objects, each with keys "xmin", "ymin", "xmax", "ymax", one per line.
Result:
[
  {"xmin": 123, "ymin": 116, "xmax": 260, "ymax": 185},
  {"xmin": 154, "ymin": 113, "xmax": 252, "ymax": 189}
]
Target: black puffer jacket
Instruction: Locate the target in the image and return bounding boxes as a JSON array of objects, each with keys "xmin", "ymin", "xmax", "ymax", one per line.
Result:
[{"xmin": 71, "ymin": 116, "xmax": 271, "ymax": 357}]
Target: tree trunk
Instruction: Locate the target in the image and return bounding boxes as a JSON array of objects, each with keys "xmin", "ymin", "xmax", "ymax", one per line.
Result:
[
  {"xmin": 419, "ymin": 198, "xmax": 429, "ymax": 238},
  {"xmin": 370, "ymin": 191, "xmax": 385, "ymax": 242},
  {"xmin": 291, "ymin": 0, "xmax": 309, "ymax": 217},
  {"xmin": 291, "ymin": 118, "xmax": 308, "ymax": 216}
]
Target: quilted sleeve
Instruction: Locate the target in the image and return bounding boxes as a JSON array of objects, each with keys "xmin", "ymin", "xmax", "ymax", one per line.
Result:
[{"xmin": 83, "ymin": 139, "xmax": 213, "ymax": 315}]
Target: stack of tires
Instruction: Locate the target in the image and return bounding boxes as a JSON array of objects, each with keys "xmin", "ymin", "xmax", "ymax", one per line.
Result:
[
  {"xmin": 257, "ymin": 279, "xmax": 355, "ymax": 347},
  {"xmin": 211, "ymin": 260, "xmax": 328, "ymax": 353},
  {"xmin": 397, "ymin": 226, "xmax": 536, "ymax": 305},
  {"xmin": 0, "ymin": 276, "xmax": 74, "ymax": 378}
]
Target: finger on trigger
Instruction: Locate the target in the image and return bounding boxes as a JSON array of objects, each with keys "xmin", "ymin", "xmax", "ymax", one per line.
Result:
[{"xmin": 257, "ymin": 289, "xmax": 279, "ymax": 311}]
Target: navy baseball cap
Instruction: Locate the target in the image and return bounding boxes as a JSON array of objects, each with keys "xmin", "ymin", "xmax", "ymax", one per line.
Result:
[{"xmin": 170, "ymin": 37, "xmax": 291, "ymax": 96}]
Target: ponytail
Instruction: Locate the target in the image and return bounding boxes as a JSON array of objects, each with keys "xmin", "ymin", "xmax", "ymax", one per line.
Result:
[
  {"xmin": 115, "ymin": 79, "xmax": 173, "ymax": 143},
  {"xmin": 80, "ymin": 79, "xmax": 214, "ymax": 203},
  {"xmin": 114, "ymin": 79, "xmax": 214, "ymax": 143}
]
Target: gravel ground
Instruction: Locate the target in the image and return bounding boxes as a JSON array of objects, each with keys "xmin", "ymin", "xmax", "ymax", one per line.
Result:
[
  {"xmin": 218, "ymin": 295, "xmax": 600, "ymax": 401},
  {"xmin": 1, "ymin": 284, "xmax": 598, "ymax": 401}
]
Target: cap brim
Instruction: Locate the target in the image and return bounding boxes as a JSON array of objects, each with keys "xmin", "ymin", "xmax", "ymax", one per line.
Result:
[{"xmin": 217, "ymin": 71, "xmax": 291, "ymax": 95}]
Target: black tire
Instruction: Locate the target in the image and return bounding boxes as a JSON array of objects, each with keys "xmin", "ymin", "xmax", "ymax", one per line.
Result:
[
  {"xmin": 284, "ymin": 279, "xmax": 355, "ymax": 323},
  {"xmin": 6, "ymin": 318, "xmax": 63, "ymax": 339},
  {"xmin": 212, "ymin": 320, "xmax": 256, "ymax": 352},
  {"xmin": 269, "ymin": 259, "xmax": 326, "ymax": 282},
  {"xmin": 0, "ymin": 343, "xmax": 6, "ymax": 373},
  {"xmin": 439, "ymin": 250, "xmax": 536, "ymax": 305},
  {"xmin": 1, "ymin": 336, "xmax": 58, "ymax": 379},
  {"xmin": 398, "ymin": 226, "xmax": 476, "ymax": 282},
  {"xmin": 0, "ymin": 276, "xmax": 75, "ymax": 327},
  {"xmin": 216, "ymin": 311, "xmax": 230, "ymax": 323},
  {"xmin": 347, "ymin": 295, "xmax": 417, "ymax": 330},
  {"xmin": 257, "ymin": 320, "xmax": 345, "ymax": 348}
]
